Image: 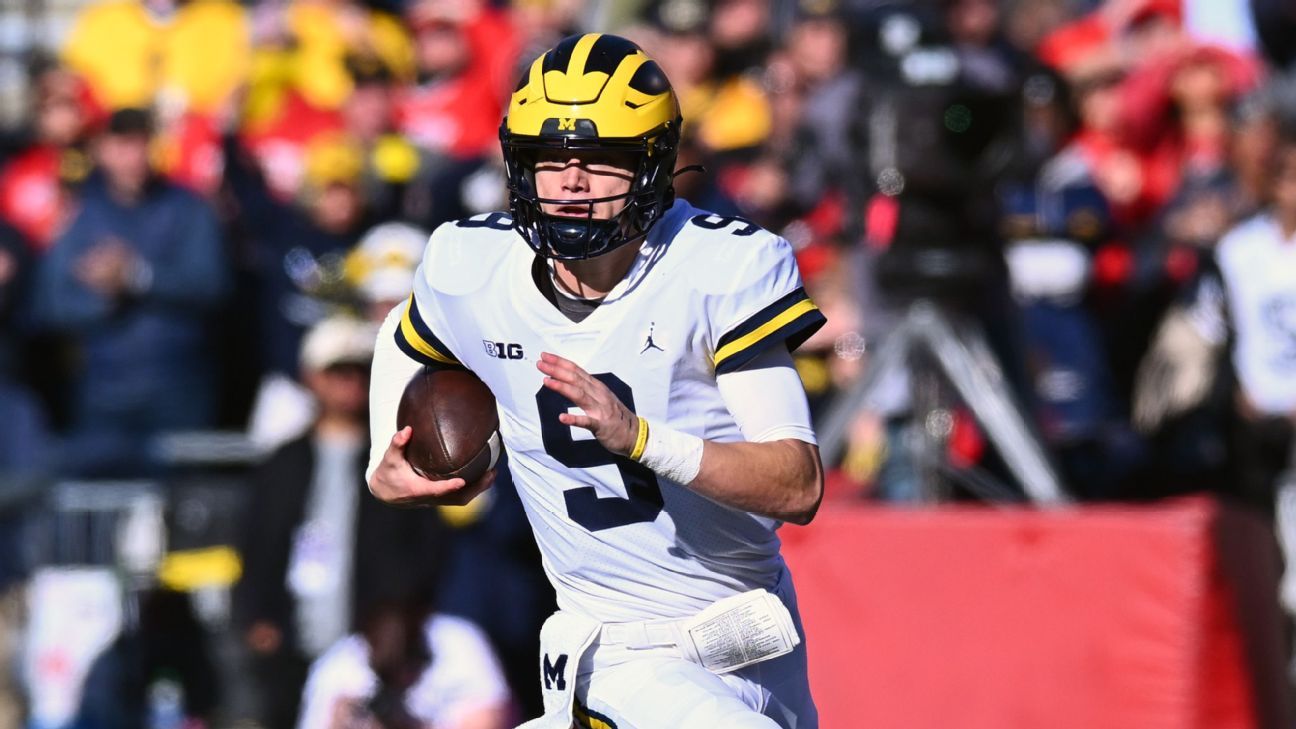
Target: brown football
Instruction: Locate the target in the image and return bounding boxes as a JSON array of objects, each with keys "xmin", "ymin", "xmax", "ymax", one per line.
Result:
[{"xmin": 396, "ymin": 367, "xmax": 500, "ymax": 483}]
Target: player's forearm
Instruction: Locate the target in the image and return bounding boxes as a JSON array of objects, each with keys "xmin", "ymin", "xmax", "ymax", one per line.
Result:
[
  {"xmin": 368, "ymin": 302, "xmax": 422, "ymax": 483},
  {"xmin": 691, "ymin": 439, "xmax": 823, "ymax": 525}
]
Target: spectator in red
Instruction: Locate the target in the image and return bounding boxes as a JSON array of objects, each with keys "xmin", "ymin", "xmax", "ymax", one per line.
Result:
[
  {"xmin": 1039, "ymin": 17, "xmax": 1154, "ymax": 230},
  {"xmin": 240, "ymin": 91, "xmax": 346, "ymax": 202},
  {"xmin": 0, "ymin": 60, "xmax": 98, "ymax": 251},
  {"xmin": 153, "ymin": 109, "xmax": 226, "ymax": 198},
  {"xmin": 396, "ymin": 2, "xmax": 517, "ymax": 161},
  {"xmin": 1137, "ymin": 67, "xmax": 1273, "ymax": 288}
]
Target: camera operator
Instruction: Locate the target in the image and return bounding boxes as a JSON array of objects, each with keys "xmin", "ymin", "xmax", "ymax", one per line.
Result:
[
  {"xmin": 836, "ymin": 1, "xmax": 1044, "ymax": 498},
  {"xmin": 844, "ymin": 2, "xmax": 1022, "ymax": 300}
]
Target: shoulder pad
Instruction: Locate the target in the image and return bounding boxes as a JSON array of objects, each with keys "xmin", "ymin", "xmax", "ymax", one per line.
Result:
[
  {"xmin": 675, "ymin": 211, "xmax": 793, "ymax": 296},
  {"xmin": 420, "ymin": 212, "xmax": 519, "ymax": 296}
]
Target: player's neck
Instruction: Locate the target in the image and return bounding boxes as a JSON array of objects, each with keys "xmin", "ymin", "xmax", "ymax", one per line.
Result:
[{"xmin": 553, "ymin": 244, "xmax": 640, "ymax": 299}]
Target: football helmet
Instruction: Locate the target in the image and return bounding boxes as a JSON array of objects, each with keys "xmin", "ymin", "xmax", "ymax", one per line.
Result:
[{"xmin": 500, "ymin": 33, "xmax": 682, "ymax": 260}]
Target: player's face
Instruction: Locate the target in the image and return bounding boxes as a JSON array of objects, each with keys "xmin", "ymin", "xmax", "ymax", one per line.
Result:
[{"xmin": 533, "ymin": 150, "xmax": 636, "ymax": 220}]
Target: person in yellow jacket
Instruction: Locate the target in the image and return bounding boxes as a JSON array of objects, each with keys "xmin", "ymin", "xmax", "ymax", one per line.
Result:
[
  {"xmin": 242, "ymin": 0, "xmax": 414, "ymax": 128},
  {"xmin": 61, "ymin": 0, "xmax": 250, "ymax": 115}
]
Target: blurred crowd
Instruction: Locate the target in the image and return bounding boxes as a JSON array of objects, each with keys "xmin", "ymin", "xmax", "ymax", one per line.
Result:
[{"xmin": 0, "ymin": 0, "xmax": 1295, "ymax": 725}]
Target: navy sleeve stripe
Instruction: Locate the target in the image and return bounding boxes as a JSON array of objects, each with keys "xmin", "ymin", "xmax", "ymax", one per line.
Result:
[{"xmin": 714, "ymin": 305, "xmax": 827, "ymax": 375}]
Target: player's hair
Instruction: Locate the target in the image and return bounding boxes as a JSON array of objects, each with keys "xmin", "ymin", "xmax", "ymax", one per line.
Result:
[{"xmin": 499, "ymin": 33, "xmax": 683, "ymax": 260}]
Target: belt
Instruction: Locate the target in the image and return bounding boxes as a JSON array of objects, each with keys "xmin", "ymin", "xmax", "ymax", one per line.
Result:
[{"xmin": 599, "ymin": 618, "xmax": 684, "ymax": 650}]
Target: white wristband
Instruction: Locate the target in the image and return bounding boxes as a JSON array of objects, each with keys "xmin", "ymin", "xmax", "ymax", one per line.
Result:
[{"xmin": 631, "ymin": 416, "xmax": 704, "ymax": 485}]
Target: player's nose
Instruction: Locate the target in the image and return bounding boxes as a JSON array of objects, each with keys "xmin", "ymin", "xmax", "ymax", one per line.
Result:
[{"xmin": 560, "ymin": 161, "xmax": 588, "ymax": 193}]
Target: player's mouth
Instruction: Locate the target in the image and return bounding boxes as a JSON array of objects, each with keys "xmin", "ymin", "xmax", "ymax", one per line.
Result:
[{"xmin": 549, "ymin": 204, "xmax": 593, "ymax": 218}]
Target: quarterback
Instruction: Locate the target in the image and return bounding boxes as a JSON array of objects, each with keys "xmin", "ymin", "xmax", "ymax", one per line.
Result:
[{"xmin": 368, "ymin": 33, "xmax": 824, "ymax": 729}]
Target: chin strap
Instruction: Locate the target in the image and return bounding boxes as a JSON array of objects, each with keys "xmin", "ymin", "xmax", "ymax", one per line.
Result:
[{"xmin": 672, "ymin": 164, "xmax": 706, "ymax": 179}]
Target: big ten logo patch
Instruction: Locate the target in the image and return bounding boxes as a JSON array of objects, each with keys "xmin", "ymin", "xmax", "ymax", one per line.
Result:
[
  {"xmin": 484, "ymin": 340, "xmax": 525, "ymax": 360},
  {"xmin": 543, "ymin": 652, "xmax": 568, "ymax": 690}
]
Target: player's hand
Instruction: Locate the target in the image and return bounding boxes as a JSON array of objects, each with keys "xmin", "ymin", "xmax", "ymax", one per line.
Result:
[
  {"xmin": 368, "ymin": 426, "xmax": 495, "ymax": 507},
  {"xmin": 538, "ymin": 352, "xmax": 640, "ymax": 456}
]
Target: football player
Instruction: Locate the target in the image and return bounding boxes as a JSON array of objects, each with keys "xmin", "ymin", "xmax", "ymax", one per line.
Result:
[{"xmin": 368, "ymin": 33, "xmax": 824, "ymax": 729}]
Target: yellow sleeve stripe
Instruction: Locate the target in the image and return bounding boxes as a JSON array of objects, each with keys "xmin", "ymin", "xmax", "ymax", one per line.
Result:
[
  {"xmin": 396, "ymin": 296, "xmax": 459, "ymax": 366},
  {"xmin": 715, "ymin": 298, "xmax": 820, "ymax": 367}
]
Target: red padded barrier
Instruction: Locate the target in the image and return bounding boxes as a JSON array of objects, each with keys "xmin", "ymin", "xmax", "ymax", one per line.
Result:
[{"xmin": 781, "ymin": 497, "xmax": 1288, "ymax": 729}]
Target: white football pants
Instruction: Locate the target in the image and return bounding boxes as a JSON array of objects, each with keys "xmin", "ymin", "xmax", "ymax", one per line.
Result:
[{"xmin": 572, "ymin": 571, "xmax": 817, "ymax": 729}]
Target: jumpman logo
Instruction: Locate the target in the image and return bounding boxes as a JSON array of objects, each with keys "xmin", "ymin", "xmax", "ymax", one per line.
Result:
[{"xmin": 641, "ymin": 323, "xmax": 664, "ymax": 354}]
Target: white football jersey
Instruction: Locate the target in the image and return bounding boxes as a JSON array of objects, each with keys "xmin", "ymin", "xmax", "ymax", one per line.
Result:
[{"xmin": 396, "ymin": 200, "xmax": 825, "ymax": 623}]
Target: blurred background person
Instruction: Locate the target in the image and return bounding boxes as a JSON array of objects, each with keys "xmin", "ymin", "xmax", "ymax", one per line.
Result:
[
  {"xmin": 33, "ymin": 107, "xmax": 229, "ymax": 477},
  {"xmin": 997, "ymin": 66, "xmax": 1142, "ymax": 498},
  {"xmin": 59, "ymin": 0, "xmax": 250, "ymax": 116},
  {"xmin": 296, "ymin": 599, "xmax": 511, "ymax": 729},
  {"xmin": 397, "ymin": 0, "xmax": 516, "ymax": 160},
  {"xmin": 0, "ymin": 218, "xmax": 46, "ymax": 477},
  {"xmin": 0, "ymin": 58, "xmax": 97, "ymax": 252},
  {"xmin": 0, "ymin": 216, "xmax": 43, "ymax": 726},
  {"xmin": 345, "ymin": 221, "xmax": 428, "ymax": 323},
  {"xmin": 779, "ymin": 0, "xmax": 860, "ymax": 218},
  {"xmin": 235, "ymin": 315, "xmax": 448, "ymax": 729},
  {"xmin": 74, "ymin": 588, "xmax": 219, "ymax": 729},
  {"xmin": 244, "ymin": 0, "xmax": 414, "ymax": 118},
  {"xmin": 239, "ymin": 134, "xmax": 372, "ymax": 452},
  {"xmin": 339, "ymin": 58, "xmax": 438, "ymax": 229},
  {"xmin": 1213, "ymin": 128, "xmax": 1296, "ymax": 512}
]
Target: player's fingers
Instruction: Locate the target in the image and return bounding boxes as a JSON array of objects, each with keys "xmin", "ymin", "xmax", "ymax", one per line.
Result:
[
  {"xmin": 435, "ymin": 476, "xmax": 468, "ymax": 492},
  {"xmin": 381, "ymin": 432, "xmax": 412, "ymax": 466},
  {"xmin": 540, "ymin": 351, "xmax": 575, "ymax": 368},
  {"xmin": 535, "ymin": 355, "xmax": 581, "ymax": 383},
  {"xmin": 405, "ymin": 471, "xmax": 489, "ymax": 507},
  {"xmin": 558, "ymin": 412, "xmax": 596, "ymax": 431},
  {"xmin": 384, "ymin": 476, "xmax": 469, "ymax": 508},
  {"xmin": 391, "ymin": 426, "xmax": 412, "ymax": 447},
  {"xmin": 541, "ymin": 375, "xmax": 588, "ymax": 404},
  {"xmin": 539, "ymin": 352, "xmax": 590, "ymax": 380}
]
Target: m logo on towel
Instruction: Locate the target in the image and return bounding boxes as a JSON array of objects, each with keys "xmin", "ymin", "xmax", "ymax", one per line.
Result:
[{"xmin": 543, "ymin": 652, "xmax": 569, "ymax": 691}]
